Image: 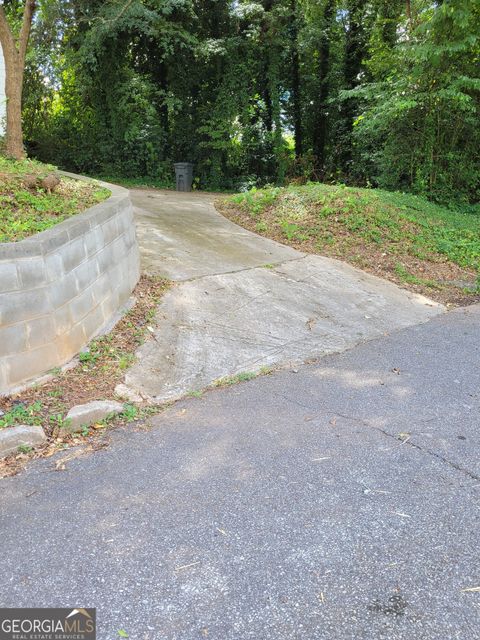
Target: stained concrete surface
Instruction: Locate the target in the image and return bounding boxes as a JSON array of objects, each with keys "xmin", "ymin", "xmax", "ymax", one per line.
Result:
[
  {"xmin": 127, "ymin": 189, "xmax": 443, "ymax": 402},
  {"xmin": 133, "ymin": 189, "xmax": 300, "ymax": 280},
  {"xmin": 1, "ymin": 304, "xmax": 479, "ymax": 640}
]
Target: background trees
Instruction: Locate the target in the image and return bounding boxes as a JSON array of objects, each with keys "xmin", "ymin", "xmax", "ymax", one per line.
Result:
[{"xmin": 14, "ymin": 0, "xmax": 480, "ymax": 202}]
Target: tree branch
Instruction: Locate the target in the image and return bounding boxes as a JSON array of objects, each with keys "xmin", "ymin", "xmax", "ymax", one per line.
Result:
[
  {"xmin": 0, "ymin": 6, "xmax": 16, "ymax": 62},
  {"xmin": 112, "ymin": 0, "xmax": 134, "ymax": 22},
  {"xmin": 18, "ymin": 0, "xmax": 36, "ymax": 64},
  {"xmin": 88, "ymin": 0, "xmax": 135, "ymax": 25}
]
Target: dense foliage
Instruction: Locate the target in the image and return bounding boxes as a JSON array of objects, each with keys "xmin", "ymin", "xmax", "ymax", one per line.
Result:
[{"xmin": 19, "ymin": 0, "xmax": 480, "ymax": 203}]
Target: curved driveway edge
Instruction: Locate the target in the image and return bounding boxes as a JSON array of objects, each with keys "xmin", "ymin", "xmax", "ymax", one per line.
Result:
[{"xmin": 125, "ymin": 189, "xmax": 444, "ymax": 402}]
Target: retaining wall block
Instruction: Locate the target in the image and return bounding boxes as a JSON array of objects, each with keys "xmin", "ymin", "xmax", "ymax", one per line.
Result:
[
  {"xmin": 17, "ymin": 257, "xmax": 47, "ymax": 289},
  {"xmin": 0, "ymin": 179, "xmax": 140, "ymax": 394},
  {"xmin": 0, "ymin": 262, "xmax": 19, "ymax": 293}
]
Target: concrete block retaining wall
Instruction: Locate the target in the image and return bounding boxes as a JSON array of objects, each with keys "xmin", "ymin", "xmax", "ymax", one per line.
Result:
[{"xmin": 0, "ymin": 179, "xmax": 140, "ymax": 394}]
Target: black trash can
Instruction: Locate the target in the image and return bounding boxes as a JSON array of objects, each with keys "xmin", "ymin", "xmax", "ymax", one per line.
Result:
[{"xmin": 174, "ymin": 162, "xmax": 194, "ymax": 192}]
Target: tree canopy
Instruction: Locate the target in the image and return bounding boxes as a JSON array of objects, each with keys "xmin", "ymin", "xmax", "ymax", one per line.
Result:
[{"xmin": 8, "ymin": 0, "xmax": 480, "ymax": 202}]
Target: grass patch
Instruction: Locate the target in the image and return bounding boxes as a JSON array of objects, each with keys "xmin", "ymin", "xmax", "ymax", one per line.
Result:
[
  {"xmin": 218, "ymin": 183, "xmax": 480, "ymax": 305},
  {"xmin": 212, "ymin": 366, "xmax": 274, "ymax": 388},
  {"xmin": 95, "ymin": 174, "xmax": 235, "ymax": 194},
  {"xmin": 187, "ymin": 390, "xmax": 204, "ymax": 398},
  {"xmin": 93, "ymin": 174, "xmax": 175, "ymax": 191},
  {"xmin": 0, "ymin": 156, "xmax": 110, "ymax": 243},
  {"xmin": 0, "ymin": 401, "xmax": 43, "ymax": 429},
  {"xmin": 213, "ymin": 371, "xmax": 258, "ymax": 387}
]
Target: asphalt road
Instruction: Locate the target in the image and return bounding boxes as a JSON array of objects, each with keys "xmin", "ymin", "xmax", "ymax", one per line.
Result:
[{"xmin": 1, "ymin": 304, "xmax": 479, "ymax": 640}]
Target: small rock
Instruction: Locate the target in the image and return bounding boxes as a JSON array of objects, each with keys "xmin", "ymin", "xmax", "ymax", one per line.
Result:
[
  {"xmin": 64, "ymin": 400, "xmax": 124, "ymax": 434},
  {"xmin": 40, "ymin": 174, "xmax": 60, "ymax": 193},
  {"xmin": 0, "ymin": 425, "xmax": 46, "ymax": 459},
  {"xmin": 23, "ymin": 174, "xmax": 39, "ymax": 190},
  {"xmin": 115, "ymin": 383, "xmax": 145, "ymax": 404}
]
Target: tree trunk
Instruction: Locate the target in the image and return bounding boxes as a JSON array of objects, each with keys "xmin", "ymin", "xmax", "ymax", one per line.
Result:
[
  {"xmin": 291, "ymin": 0, "xmax": 302, "ymax": 157},
  {"xmin": 405, "ymin": 0, "xmax": 412, "ymax": 26},
  {"xmin": 313, "ymin": 0, "xmax": 335, "ymax": 173},
  {"xmin": 339, "ymin": 0, "xmax": 368, "ymax": 173},
  {"xmin": 262, "ymin": 0, "xmax": 274, "ymax": 134},
  {"xmin": 0, "ymin": 1, "xmax": 36, "ymax": 160},
  {"xmin": 380, "ymin": 0, "xmax": 402, "ymax": 49},
  {"xmin": 4, "ymin": 56, "xmax": 24, "ymax": 159}
]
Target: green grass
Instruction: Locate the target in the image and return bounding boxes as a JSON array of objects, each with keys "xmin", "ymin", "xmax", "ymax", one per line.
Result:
[
  {"xmin": 0, "ymin": 156, "xmax": 110, "ymax": 243},
  {"xmin": 0, "ymin": 398, "xmax": 142, "ymax": 438},
  {"xmin": 94, "ymin": 174, "xmax": 175, "ymax": 191},
  {"xmin": 393, "ymin": 263, "xmax": 441, "ymax": 289},
  {"xmin": 213, "ymin": 371, "xmax": 258, "ymax": 387},
  {"xmin": 212, "ymin": 367, "xmax": 274, "ymax": 388},
  {"xmin": 0, "ymin": 401, "xmax": 44, "ymax": 429},
  {"xmin": 221, "ymin": 183, "xmax": 480, "ymax": 303},
  {"xmin": 94, "ymin": 174, "xmax": 235, "ymax": 194}
]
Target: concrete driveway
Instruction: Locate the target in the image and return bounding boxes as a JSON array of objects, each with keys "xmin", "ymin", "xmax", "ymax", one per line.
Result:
[
  {"xmin": 1, "ymin": 304, "xmax": 479, "ymax": 639},
  {"xmin": 126, "ymin": 189, "xmax": 443, "ymax": 402}
]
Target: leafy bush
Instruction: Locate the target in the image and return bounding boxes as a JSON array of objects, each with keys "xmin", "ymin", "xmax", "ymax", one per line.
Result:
[{"xmin": 348, "ymin": 0, "xmax": 480, "ymax": 204}]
